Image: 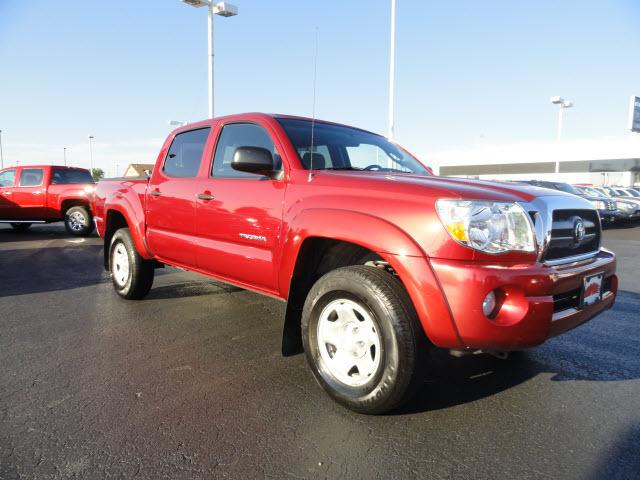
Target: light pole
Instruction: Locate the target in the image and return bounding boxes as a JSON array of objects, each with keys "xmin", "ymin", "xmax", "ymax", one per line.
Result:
[
  {"xmin": 180, "ymin": 1, "xmax": 239, "ymax": 119},
  {"xmin": 0, "ymin": 130, "xmax": 4, "ymax": 169},
  {"xmin": 63, "ymin": 147, "xmax": 67, "ymax": 167},
  {"xmin": 88, "ymin": 135, "xmax": 94, "ymax": 173},
  {"xmin": 388, "ymin": 0, "xmax": 397, "ymax": 140},
  {"xmin": 550, "ymin": 96, "xmax": 573, "ymax": 179},
  {"xmin": 551, "ymin": 96, "xmax": 573, "ymax": 141}
]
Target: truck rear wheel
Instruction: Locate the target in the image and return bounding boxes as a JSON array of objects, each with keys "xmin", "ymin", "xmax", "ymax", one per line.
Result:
[
  {"xmin": 10, "ymin": 223, "xmax": 32, "ymax": 232},
  {"xmin": 301, "ymin": 265, "xmax": 427, "ymax": 414},
  {"xmin": 64, "ymin": 205, "xmax": 95, "ymax": 237},
  {"xmin": 109, "ymin": 228, "xmax": 154, "ymax": 300}
]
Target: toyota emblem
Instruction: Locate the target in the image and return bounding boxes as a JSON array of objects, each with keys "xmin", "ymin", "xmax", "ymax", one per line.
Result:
[{"xmin": 574, "ymin": 218, "xmax": 585, "ymax": 244}]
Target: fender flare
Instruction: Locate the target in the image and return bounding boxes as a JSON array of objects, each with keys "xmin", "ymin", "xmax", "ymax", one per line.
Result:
[
  {"xmin": 278, "ymin": 208, "xmax": 424, "ymax": 298},
  {"xmin": 103, "ymin": 200, "xmax": 152, "ymax": 263}
]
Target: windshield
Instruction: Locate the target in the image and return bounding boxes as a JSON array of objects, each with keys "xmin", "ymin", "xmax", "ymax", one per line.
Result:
[
  {"xmin": 277, "ymin": 118, "xmax": 430, "ymax": 175},
  {"xmin": 626, "ymin": 189, "xmax": 640, "ymax": 197},
  {"xmin": 553, "ymin": 182, "xmax": 582, "ymax": 195},
  {"xmin": 579, "ymin": 186, "xmax": 602, "ymax": 197}
]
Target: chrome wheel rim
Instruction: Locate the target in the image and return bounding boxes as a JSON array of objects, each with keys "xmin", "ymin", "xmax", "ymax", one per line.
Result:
[
  {"xmin": 316, "ymin": 298, "xmax": 382, "ymax": 387},
  {"xmin": 68, "ymin": 211, "xmax": 86, "ymax": 232},
  {"xmin": 112, "ymin": 243, "xmax": 130, "ymax": 287}
]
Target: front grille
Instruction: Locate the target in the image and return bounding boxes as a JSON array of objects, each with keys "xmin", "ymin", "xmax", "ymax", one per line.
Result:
[{"xmin": 543, "ymin": 209, "xmax": 600, "ymax": 262}]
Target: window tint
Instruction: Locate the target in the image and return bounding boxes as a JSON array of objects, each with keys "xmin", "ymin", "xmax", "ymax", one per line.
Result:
[
  {"xmin": 51, "ymin": 168, "xmax": 94, "ymax": 185},
  {"xmin": 212, "ymin": 123, "xmax": 281, "ymax": 178},
  {"xmin": 163, "ymin": 128, "xmax": 211, "ymax": 178},
  {"xmin": 0, "ymin": 169, "xmax": 16, "ymax": 187},
  {"xmin": 19, "ymin": 168, "xmax": 44, "ymax": 186}
]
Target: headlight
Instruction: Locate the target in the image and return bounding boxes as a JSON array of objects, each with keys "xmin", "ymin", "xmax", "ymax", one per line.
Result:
[
  {"xmin": 436, "ymin": 200, "xmax": 535, "ymax": 254},
  {"xmin": 591, "ymin": 200, "xmax": 606, "ymax": 210}
]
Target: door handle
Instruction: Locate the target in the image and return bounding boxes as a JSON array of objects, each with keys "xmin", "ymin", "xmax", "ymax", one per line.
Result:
[
  {"xmin": 197, "ymin": 193, "xmax": 214, "ymax": 201},
  {"xmin": 3, "ymin": 191, "xmax": 11, "ymax": 195},
  {"xmin": 149, "ymin": 190, "xmax": 162, "ymax": 197}
]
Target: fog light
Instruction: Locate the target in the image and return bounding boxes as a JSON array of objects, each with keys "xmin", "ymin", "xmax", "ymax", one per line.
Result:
[{"xmin": 482, "ymin": 291, "xmax": 497, "ymax": 318}]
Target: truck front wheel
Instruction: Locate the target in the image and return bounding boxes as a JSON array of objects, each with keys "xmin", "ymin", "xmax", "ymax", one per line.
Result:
[
  {"xmin": 301, "ymin": 265, "xmax": 427, "ymax": 414},
  {"xmin": 109, "ymin": 228, "xmax": 154, "ymax": 300},
  {"xmin": 64, "ymin": 205, "xmax": 95, "ymax": 237}
]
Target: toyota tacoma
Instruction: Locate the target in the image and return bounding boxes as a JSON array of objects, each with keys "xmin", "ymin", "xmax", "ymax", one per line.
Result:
[{"xmin": 93, "ymin": 113, "xmax": 617, "ymax": 414}]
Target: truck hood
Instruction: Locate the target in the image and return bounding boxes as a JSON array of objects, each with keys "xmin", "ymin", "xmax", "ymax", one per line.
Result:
[{"xmin": 316, "ymin": 171, "xmax": 577, "ymax": 203}]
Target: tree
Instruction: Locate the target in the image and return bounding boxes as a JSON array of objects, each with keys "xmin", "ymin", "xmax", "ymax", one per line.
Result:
[{"xmin": 91, "ymin": 168, "xmax": 105, "ymax": 182}]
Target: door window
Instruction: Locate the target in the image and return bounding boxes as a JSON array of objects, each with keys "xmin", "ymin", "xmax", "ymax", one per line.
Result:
[
  {"xmin": 19, "ymin": 168, "xmax": 44, "ymax": 187},
  {"xmin": 52, "ymin": 168, "xmax": 94, "ymax": 184},
  {"xmin": 0, "ymin": 169, "xmax": 16, "ymax": 187},
  {"xmin": 163, "ymin": 128, "xmax": 211, "ymax": 178},
  {"xmin": 212, "ymin": 123, "xmax": 282, "ymax": 178}
]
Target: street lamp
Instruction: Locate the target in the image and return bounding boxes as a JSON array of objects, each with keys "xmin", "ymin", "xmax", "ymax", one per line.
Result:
[
  {"xmin": 550, "ymin": 96, "xmax": 573, "ymax": 179},
  {"xmin": 0, "ymin": 130, "xmax": 4, "ymax": 169},
  {"xmin": 88, "ymin": 135, "xmax": 94, "ymax": 173},
  {"xmin": 179, "ymin": 1, "xmax": 239, "ymax": 119},
  {"xmin": 63, "ymin": 147, "xmax": 67, "ymax": 167},
  {"xmin": 551, "ymin": 96, "xmax": 573, "ymax": 141},
  {"xmin": 388, "ymin": 0, "xmax": 397, "ymax": 140}
]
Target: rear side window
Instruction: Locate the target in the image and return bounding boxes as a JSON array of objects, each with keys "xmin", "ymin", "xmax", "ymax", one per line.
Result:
[
  {"xmin": 19, "ymin": 168, "xmax": 44, "ymax": 186},
  {"xmin": 0, "ymin": 169, "xmax": 16, "ymax": 187},
  {"xmin": 163, "ymin": 128, "xmax": 211, "ymax": 178},
  {"xmin": 51, "ymin": 168, "xmax": 94, "ymax": 184},
  {"xmin": 212, "ymin": 123, "xmax": 282, "ymax": 178}
]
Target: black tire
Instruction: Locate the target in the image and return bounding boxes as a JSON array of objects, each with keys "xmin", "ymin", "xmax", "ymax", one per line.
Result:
[
  {"xmin": 302, "ymin": 265, "xmax": 428, "ymax": 414},
  {"xmin": 10, "ymin": 223, "xmax": 32, "ymax": 232},
  {"xmin": 64, "ymin": 205, "xmax": 95, "ymax": 237},
  {"xmin": 109, "ymin": 228, "xmax": 154, "ymax": 300}
]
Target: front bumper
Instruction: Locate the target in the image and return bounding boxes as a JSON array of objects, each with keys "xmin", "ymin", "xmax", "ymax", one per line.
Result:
[
  {"xmin": 429, "ymin": 250, "xmax": 617, "ymax": 351},
  {"xmin": 598, "ymin": 210, "xmax": 621, "ymax": 224}
]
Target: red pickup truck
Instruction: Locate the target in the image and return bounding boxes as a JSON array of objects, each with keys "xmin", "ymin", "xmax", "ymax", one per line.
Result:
[
  {"xmin": 93, "ymin": 113, "xmax": 617, "ymax": 413},
  {"xmin": 0, "ymin": 165, "xmax": 95, "ymax": 236}
]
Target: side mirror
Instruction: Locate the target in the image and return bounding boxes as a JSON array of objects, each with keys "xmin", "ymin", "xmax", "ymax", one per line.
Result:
[{"xmin": 231, "ymin": 147, "xmax": 274, "ymax": 176}]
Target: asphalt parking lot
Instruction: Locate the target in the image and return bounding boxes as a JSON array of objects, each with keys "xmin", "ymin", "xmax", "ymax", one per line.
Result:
[{"xmin": 0, "ymin": 224, "xmax": 638, "ymax": 479}]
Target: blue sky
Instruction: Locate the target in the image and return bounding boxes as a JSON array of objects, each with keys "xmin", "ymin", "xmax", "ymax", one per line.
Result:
[{"xmin": 1, "ymin": 0, "xmax": 639, "ymax": 174}]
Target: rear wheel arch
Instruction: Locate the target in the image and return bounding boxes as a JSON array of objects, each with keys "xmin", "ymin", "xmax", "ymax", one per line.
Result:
[{"xmin": 60, "ymin": 198, "xmax": 91, "ymax": 219}]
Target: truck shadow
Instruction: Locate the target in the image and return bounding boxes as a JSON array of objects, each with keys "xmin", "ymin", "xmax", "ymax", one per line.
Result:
[
  {"xmin": 397, "ymin": 290, "xmax": 640, "ymax": 415},
  {"xmin": 0, "ymin": 223, "xmax": 99, "ymax": 242},
  {"xmin": 0, "ymin": 244, "xmax": 107, "ymax": 297}
]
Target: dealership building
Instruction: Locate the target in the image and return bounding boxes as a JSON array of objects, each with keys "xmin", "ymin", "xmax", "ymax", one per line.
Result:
[{"xmin": 431, "ymin": 136, "xmax": 640, "ymax": 187}]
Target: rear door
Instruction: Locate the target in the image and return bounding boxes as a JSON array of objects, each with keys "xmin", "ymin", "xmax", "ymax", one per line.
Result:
[
  {"xmin": 0, "ymin": 169, "xmax": 18, "ymax": 219},
  {"xmin": 195, "ymin": 122, "xmax": 287, "ymax": 291},
  {"xmin": 11, "ymin": 167, "xmax": 47, "ymax": 219},
  {"xmin": 145, "ymin": 127, "xmax": 212, "ymax": 267}
]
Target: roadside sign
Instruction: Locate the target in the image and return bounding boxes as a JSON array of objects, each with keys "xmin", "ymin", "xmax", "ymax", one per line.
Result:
[{"xmin": 628, "ymin": 95, "xmax": 640, "ymax": 133}]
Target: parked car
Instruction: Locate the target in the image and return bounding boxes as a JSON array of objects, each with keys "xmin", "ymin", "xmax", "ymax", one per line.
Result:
[
  {"xmin": 518, "ymin": 180, "xmax": 620, "ymax": 225},
  {"xmin": 93, "ymin": 113, "xmax": 617, "ymax": 414},
  {"xmin": 576, "ymin": 185, "xmax": 640, "ymax": 222},
  {"xmin": 0, "ymin": 165, "xmax": 95, "ymax": 235}
]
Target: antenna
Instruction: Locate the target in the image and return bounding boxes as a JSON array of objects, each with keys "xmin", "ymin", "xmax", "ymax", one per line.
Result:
[{"xmin": 308, "ymin": 27, "xmax": 319, "ymax": 182}]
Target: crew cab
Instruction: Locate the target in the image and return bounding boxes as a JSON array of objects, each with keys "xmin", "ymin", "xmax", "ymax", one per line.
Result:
[
  {"xmin": 0, "ymin": 165, "xmax": 95, "ymax": 235},
  {"xmin": 93, "ymin": 113, "xmax": 617, "ymax": 414}
]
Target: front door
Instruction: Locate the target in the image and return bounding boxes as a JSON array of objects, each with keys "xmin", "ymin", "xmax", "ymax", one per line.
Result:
[
  {"xmin": 11, "ymin": 168, "xmax": 47, "ymax": 219},
  {"xmin": 196, "ymin": 122, "xmax": 287, "ymax": 291},
  {"xmin": 0, "ymin": 169, "xmax": 18, "ymax": 219},
  {"xmin": 145, "ymin": 127, "xmax": 212, "ymax": 267}
]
